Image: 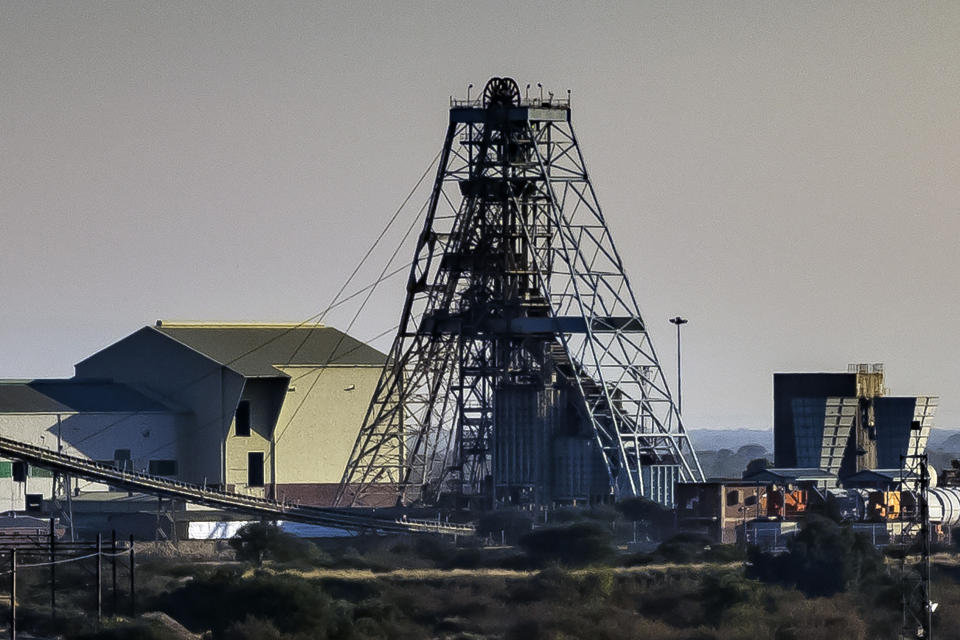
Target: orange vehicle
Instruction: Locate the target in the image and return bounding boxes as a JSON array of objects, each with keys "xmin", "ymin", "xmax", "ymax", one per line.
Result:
[{"xmin": 764, "ymin": 488, "xmax": 810, "ymax": 519}]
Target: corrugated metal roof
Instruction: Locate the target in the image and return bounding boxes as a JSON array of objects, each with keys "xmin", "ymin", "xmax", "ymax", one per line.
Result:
[
  {"xmin": 744, "ymin": 467, "xmax": 837, "ymax": 481},
  {"xmin": 153, "ymin": 322, "xmax": 387, "ymax": 377},
  {"xmin": 844, "ymin": 468, "xmax": 914, "ymax": 481},
  {"xmin": 0, "ymin": 379, "xmax": 172, "ymax": 413}
]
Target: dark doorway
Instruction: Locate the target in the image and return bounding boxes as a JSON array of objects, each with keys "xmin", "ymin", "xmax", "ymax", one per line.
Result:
[{"xmin": 248, "ymin": 452, "xmax": 264, "ymax": 487}]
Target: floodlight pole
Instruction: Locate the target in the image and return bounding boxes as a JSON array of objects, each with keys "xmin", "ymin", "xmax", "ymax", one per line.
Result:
[{"xmin": 669, "ymin": 317, "xmax": 688, "ymax": 414}]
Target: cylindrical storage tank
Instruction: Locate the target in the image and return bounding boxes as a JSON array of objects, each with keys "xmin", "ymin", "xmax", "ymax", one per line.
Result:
[{"xmin": 928, "ymin": 488, "xmax": 960, "ymax": 526}]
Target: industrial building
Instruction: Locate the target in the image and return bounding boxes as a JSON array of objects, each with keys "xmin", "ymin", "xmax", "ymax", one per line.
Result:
[
  {"xmin": 678, "ymin": 364, "xmax": 945, "ymax": 549},
  {"xmin": 676, "ymin": 479, "xmax": 766, "ymax": 544},
  {"xmin": 0, "ymin": 322, "xmax": 386, "ymax": 514},
  {"xmin": 773, "ymin": 364, "xmax": 936, "ymax": 478}
]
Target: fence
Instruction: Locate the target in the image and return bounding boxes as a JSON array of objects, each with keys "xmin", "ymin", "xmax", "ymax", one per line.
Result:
[{"xmin": 0, "ymin": 520, "xmax": 135, "ymax": 640}]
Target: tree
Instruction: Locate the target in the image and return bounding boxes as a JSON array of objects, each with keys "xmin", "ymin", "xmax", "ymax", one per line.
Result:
[
  {"xmin": 743, "ymin": 457, "xmax": 771, "ymax": 477},
  {"xmin": 736, "ymin": 444, "xmax": 768, "ymax": 459},
  {"xmin": 519, "ymin": 522, "xmax": 614, "ymax": 567},
  {"xmin": 229, "ymin": 521, "xmax": 316, "ymax": 566},
  {"xmin": 746, "ymin": 514, "xmax": 883, "ymax": 597},
  {"xmin": 476, "ymin": 510, "xmax": 534, "ymax": 544},
  {"xmin": 616, "ymin": 496, "xmax": 673, "ymax": 539}
]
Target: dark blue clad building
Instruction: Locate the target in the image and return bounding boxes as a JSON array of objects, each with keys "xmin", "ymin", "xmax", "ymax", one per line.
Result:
[{"xmin": 773, "ymin": 365, "xmax": 936, "ymax": 479}]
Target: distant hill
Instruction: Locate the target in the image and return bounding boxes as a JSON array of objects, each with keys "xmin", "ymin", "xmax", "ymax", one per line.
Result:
[
  {"xmin": 927, "ymin": 428, "xmax": 960, "ymax": 450},
  {"xmin": 689, "ymin": 428, "xmax": 960, "ymax": 454},
  {"xmin": 686, "ymin": 427, "xmax": 960, "ymax": 479},
  {"xmin": 686, "ymin": 429, "xmax": 773, "ymax": 479},
  {"xmin": 687, "ymin": 428, "xmax": 773, "ymax": 453}
]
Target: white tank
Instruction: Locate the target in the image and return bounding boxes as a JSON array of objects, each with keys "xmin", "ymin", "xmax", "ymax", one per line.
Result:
[{"xmin": 927, "ymin": 488, "xmax": 960, "ymax": 526}]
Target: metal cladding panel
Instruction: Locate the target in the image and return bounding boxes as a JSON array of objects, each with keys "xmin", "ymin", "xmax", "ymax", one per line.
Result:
[
  {"xmin": 494, "ymin": 385, "xmax": 551, "ymax": 503},
  {"xmin": 929, "ymin": 488, "xmax": 960, "ymax": 526},
  {"xmin": 909, "ymin": 396, "xmax": 938, "ymax": 456},
  {"xmin": 773, "ymin": 373, "xmax": 857, "ymax": 468},
  {"xmin": 820, "ymin": 397, "xmax": 857, "ymax": 475},
  {"xmin": 874, "ymin": 396, "xmax": 938, "ymax": 469},
  {"xmin": 641, "ymin": 465, "xmax": 679, "ymax": 507},
  {"xmin": 551, "ymin": 435, "xmax": 608, "ymax": 502}
]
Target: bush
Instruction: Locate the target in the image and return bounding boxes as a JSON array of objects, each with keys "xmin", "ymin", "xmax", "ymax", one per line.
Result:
[
  {"xmin": 616, "ymin": 496, "xmax": 673, "ymax": 539},
  {"xmin": 224, "ymin": 616, "xmax": 286, "ymax": 640},
  {"xmin": 519, "ymin": 522, "xmax": 614, "ymax": 566},
  {"xmin": 747, "ymin": 515, "xmax": 883, "ymax": 597},
  {"xmin": 476, "ymin": 510, "xmax": 534, "ymax": 544},
  {"xmin": 153, "ymin": 569, "xmax": 353, "ymax": 638},
  {"xmin": 655, "ymin": 532, "xmax": 714, "ymax": 563},
  {"xmin": 228, "ymin": 522, "xmax": 320, "ymax": 567}
]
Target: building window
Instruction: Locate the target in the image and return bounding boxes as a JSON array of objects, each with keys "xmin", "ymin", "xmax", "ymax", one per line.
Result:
[
  {"xmin": 12, "ymin": 461, "xmax": 27, "ymax": 482},
  {"xmin": 235, "ymin": 400, "xmax": 251, "ymax": 437},
  {"xmin": 149, "ymin": 460, "xmax": 178, "ymax": 477},
  {"xmin": 248, "ymin": 452, "xmax": 265, "ymax": 487},
  {"xmin": 29, "ymin": 467, "xmax": 53, "ymax": 478},
  {"xmin": 726, "ymin": 490, "xmax": 741, "ymax": 506},
  {"xmin": 25, "ymin": 494, "xmax": 43, "ymax": 513},
  {"xmin": 0, "ymin": 461, "xmax": 11, "ymax": 478}
]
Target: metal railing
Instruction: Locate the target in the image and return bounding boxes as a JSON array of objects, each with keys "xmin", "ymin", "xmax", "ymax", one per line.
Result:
[{"xmin": 449, "ymin": 96, "xmax": 571, "ymax": 109}]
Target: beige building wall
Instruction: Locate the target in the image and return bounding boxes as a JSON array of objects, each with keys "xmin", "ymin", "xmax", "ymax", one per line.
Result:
[
  {"xmin": 271, "ymin": 365, "xmax": 381, "ymax": 501},
  {"xmin": 224, "ymin": 380, "xmax": 283, "ymax": 497}
]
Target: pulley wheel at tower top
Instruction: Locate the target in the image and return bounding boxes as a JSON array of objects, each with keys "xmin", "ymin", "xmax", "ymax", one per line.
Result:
[{"xmin": 483, "ymin": 77, "xmax": 521, "ymax": 108}]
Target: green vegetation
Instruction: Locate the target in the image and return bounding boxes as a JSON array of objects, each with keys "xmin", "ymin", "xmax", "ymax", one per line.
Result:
[
  {"xmin": 229, "ymin": 522, "xmax": 326, "ymax": 567},
  {"xmin": 519, "ymin": 521, "xmax": 615, "ymax": 567},
  {"xmin": 4, "ymin": 515, "xmax": 960, "ymax": 639},
  {"xmin": 747, "ymin": 515, "xmax": 886, "ymax": 597}
]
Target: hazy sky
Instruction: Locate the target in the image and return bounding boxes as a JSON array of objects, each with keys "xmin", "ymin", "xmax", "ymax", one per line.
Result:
[{"xmin": 2, "ymin": 2, "xmax": 958, "ymax": 430}]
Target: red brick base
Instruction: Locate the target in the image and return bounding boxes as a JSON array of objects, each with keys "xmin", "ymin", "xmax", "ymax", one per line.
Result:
[{"xmin": 270, "ymin": 483, "xmax": 398, "ymax": 507}]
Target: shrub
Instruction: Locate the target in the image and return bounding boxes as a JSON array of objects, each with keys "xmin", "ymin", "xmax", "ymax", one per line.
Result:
[
  {"xmin": 153, "ymin": 570, "xmax": 351, "ymax": 638},
  {"xmin": 476, "ymin": 510, "xmax": 534, "ymax": 544},
  {"xmin": 616, "ymin": 496, "xmax": 674, "ymax": 539},
  {"xmin": 224, "ymin": 616, "xmax": 286, "ymax": 640},
  {"xmin": 228, "ymin": 522, "xmax": 319, "ymax": 567},
  {"xmin": 747, "ymin": 514, "xmax": 883, "ymax": 597},
  {"xmin": 655, "ymin": 532, "xmax": 714, "ymax": 563},
  {"xmin": 519, "ymin": 522, "xmax": 614, "ymax": 566}
]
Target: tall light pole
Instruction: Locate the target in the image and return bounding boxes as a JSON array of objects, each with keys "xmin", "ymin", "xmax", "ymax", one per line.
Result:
[{"xmin": 669, "ymin": 316, "xmax": 688, "ymax": 415}]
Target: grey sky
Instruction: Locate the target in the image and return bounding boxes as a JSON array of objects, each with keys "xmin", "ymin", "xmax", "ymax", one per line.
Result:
[{"xmin": 2, "ymin": 2, "xmax": 958, "ymax": 430}]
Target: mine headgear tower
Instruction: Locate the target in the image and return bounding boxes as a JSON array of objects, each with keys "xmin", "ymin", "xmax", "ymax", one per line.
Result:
[{"xmin": 337, "ymin": 77, "xmax": 703, "ymax": 508}]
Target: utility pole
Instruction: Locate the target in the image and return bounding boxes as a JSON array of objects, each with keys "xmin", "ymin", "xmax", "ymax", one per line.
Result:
[
  {"xmin": 111, "ymin": 530, "xmax": 118, "ymax": 615},
  {"xmin": 669, "ymin": 317, "xmax": 688, "ymax": 414},
  {"xmin": 10, "ymin": 549, "xmax": 16, "ymax": 640},
  {"xmin": 49, "ymin": 517, "xmax": 56, "ymax": 622},
  {"xmin": 96, "ymin": 534, "xmax": 102, "ymax": 623},
  {"xmin": 129, "ymin": 535, "xmax": 135, "ymax": 617},
  {"xmin": 901, "ymin": 419, "xmax": 934, "ymax": 639}
]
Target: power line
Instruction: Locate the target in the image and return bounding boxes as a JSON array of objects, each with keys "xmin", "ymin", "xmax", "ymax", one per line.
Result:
[
  {"xmin": 272, "ymin": 191, "xmax": 429, "ymax": 445},
  {"xmin": 64, "ymin": 150, "xmax": 439, "ymax": 451}
]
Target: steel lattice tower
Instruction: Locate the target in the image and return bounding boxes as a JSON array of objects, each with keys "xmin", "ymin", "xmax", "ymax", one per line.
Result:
[{"xmin": 337, "ymin": 77, "xmax": 703, "ymax": 508}]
